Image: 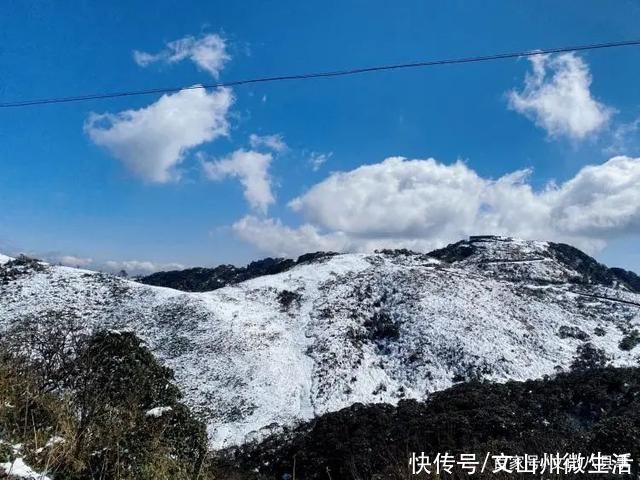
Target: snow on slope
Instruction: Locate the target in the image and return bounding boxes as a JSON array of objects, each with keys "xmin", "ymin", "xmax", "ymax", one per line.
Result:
[{"xmin": 0, "ymin": 238, "xmax": 639, "ymax": 448}]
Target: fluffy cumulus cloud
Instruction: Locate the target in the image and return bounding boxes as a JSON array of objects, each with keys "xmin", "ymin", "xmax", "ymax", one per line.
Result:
[
  {"xmin": 133, "ymin": 33, "xmax": 230, "ymax": 78},
  {"xmin": 508, "ymin": 53, "xmax": 612, "ymax": 139},
  {"xmin": 546, "ymin": 156, "xmax": 640, "ymax": 238},
  {"xmin": 85, "ymin": 87, "xmax": 232, "ymax": 183},
  {"xmin": 202, "ymin": 149, "xmax": 275, "ymax": 213},
  {"xmin": 233, "ymin": 155, "xmax": 640, "ymax": 257},
  {"xmin": 249, "ymin": 133, "xmax": 288, "ymax": 152},
  {"xmin": 289, "ymin": 158, "xmax": 486, "ymax": 238},
  {"xmin": 232, "ymin": 216, "xmax": 351, "ymax": 256}
]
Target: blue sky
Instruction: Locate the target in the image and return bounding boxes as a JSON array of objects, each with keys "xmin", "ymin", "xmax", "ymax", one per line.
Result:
[{"xmin": 1, "ymin": 1, "xmax": 640, "ymax": 273}]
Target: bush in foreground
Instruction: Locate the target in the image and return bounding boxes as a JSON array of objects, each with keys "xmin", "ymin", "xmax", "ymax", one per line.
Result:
[{"xmin": 0, "ymin": 326, "xmax": 210, "ymax": 480}]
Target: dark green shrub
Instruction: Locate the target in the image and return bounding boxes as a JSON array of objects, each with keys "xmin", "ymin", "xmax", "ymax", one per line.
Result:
[
  {"xmin": 69, "ymin": 331, "xmax": 207, "ymax": 479},
  {"xmin": 620, "ymin": 329, "xmax": 640, "ymax": 351},
  {"xmin": 558, "ymin": 325, "xmax": 589, "ymax": 341},
  {"xmin": 571, "ymin": 342, "xmax": 609, "ymax": 371}
]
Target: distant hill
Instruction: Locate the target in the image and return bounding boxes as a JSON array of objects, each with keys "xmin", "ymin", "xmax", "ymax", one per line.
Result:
[
  {"xmin": 141, "ymin": 236, "xmax": 640, "ymax": 294},
  {"xmin": 139, "ymin": 252, "xmax": 337, "ymax": 291}
]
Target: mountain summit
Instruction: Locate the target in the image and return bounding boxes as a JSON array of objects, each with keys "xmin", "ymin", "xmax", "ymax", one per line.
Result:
[{"xmin": 1, "ymin": 237, "xmax": 639, "ymax": 447}]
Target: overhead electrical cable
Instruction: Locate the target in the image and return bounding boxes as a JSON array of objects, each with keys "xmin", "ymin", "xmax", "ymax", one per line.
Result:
[{"xmin": 2, "ymin": 39, "xmax": 640, "ymax": 108}]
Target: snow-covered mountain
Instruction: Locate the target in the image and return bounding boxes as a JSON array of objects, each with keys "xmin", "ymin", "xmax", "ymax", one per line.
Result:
[{"xmin": 1, "ymin": 236, "xmax": 639, "ymax": 448}]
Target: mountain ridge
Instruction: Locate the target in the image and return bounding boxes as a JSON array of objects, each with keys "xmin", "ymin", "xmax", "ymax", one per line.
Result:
[
  {"xmin": 138, "ymin": 235, "xmax": 640, "ymax": 293},
  {"xmin": 138, "ymin": 251, "xmax": 338, "ymax": 292}
]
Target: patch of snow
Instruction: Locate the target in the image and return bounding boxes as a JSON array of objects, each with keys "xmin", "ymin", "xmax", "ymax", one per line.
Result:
[
  {"xmin": 35, "ymin": 437, "xmax": 65, "ymax": 455},
  {"xmin": 0, "ymin": 458, "xmax": 51, "ymax": 480},
  {"xmin": 146, "ymin": 406, "xmax": 173, "ymax": 418}
]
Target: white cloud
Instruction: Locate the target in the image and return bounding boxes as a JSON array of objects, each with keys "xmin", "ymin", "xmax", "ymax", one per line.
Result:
[
  {"xmin": 232, "ymin": 216, "xmax": 351, "ymax": 257},
  {"xmin": 288, "ymin": 157, "xmax": 486, "ymax": 238},
  {"xmin": 85, "ymin": 87, "xmax": 232, "ymax": 183},
  {"xmin": 546, "ymin": 155, "xmax": 640, "ymax": 238},
  {"xmin": 508, "ymin": 53, "xmax": 612, "ymax": 139},
  {"xmin": 133, "ymin": 33, "xmax": 230, "ymax": 78},
  {"xmin": 57, "ymin": 255, "xmax": 93, "ymax": 268},
  {"xmin": 308, "ymin": 151, "xmax": 331, "ymax": 171},
  {"xmin": 605, "ymin": 119, "xmax": 640, "ymax": 156},
  {"xmin": 233, "ymin": 155, "xmax": 640, "ymax": 257},
  {"xmin": 40, "ymin": 254, "xmax": 184, "ymax": 275},
  {"xmin": 202, "ymin": 149, "xmax": 275, "ymax": 213},
  {"xmin": 103, "ymin": 260, "xmax": 185, "ymax": 276},
  {"xmin": 249, "ymin": 134, "xmax": 288, "ymax": 152}
]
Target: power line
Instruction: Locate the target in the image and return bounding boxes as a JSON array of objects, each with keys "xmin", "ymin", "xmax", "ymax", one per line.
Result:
[{"xmin": 2, "ymin": 39, "xmax": 640, "ymax": 109}]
